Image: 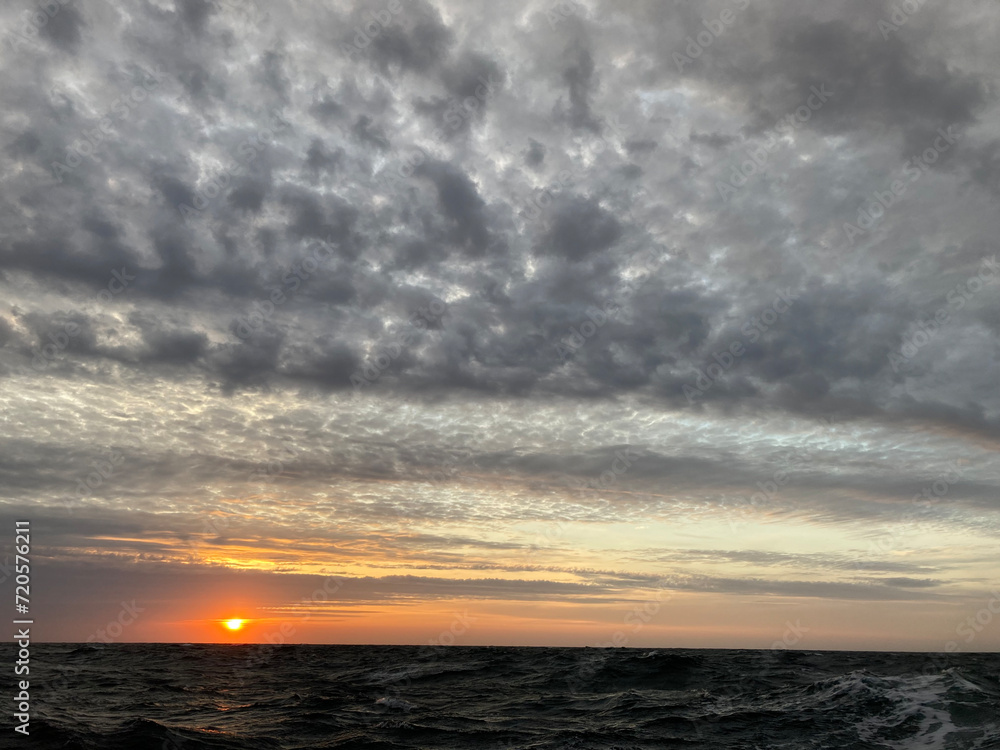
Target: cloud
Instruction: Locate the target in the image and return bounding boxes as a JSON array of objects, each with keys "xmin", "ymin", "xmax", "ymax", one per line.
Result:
[{"xmin": 1, "ymin": 0, "xmax": 998, "ymax": 648}]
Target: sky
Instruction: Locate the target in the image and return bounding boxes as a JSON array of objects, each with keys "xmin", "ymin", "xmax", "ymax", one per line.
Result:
[{"xmin": 0, "ymin": 0, "xmax": 998, "ymax": 651}]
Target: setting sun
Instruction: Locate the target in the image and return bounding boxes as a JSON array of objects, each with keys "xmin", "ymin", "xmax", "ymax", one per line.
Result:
[{"xmin": 224, "ymin": 619, "xmax": 245, "ymax": 631}]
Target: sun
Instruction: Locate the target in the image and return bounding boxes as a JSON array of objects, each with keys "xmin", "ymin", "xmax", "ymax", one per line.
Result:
[{"xmin": 224, "ymin": 618, "xmax": 245, "ymax": 631}]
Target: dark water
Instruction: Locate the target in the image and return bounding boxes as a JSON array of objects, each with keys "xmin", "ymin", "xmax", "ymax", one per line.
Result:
[{"xmin": 4, "ymin": 644, "xmax": 999, "ymax": 749}]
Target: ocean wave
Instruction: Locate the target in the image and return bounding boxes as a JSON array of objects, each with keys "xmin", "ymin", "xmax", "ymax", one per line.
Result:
[
  {"xmin": 14, "ymin": 644, "xmax": 1000, "ymax": 750},
  {"xmin": 374, "ymin": 696, "xmax": 415, "ymax": 712}
]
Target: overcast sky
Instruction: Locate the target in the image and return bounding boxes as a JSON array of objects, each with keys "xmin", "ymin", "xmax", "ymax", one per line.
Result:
[{"xmin": 1, "ymin": 0, "xmax": 999, "ymax": 650}]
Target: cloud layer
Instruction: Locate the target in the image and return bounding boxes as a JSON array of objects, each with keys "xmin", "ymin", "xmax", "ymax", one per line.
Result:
[{"xmin": 1, "ymin": 0, "xmax": 998, "ymax": 649}]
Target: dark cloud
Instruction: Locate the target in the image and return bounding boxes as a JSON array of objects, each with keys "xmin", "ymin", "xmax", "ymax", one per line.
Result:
[
  {"xmin": 760, "ymin": 19, "xmax": 986, "ymax": 145},
  {"xmin": 414, "ymin": 159, "xmax": 492, "ymax": 254},
  {"xmin": 558, "ymin": 43, "xmax": 601, "ymax": 133},
  {"xmin": 354, "ymin": 0, "xmax": 454, "ymax": 75},
  {"xmin": 690, "ymin": 131, "xmax": 736, "ymax": 150},
  {"xmin": 39, "ymin": 2, "xmax": 85, "ymax": 51},
  {"xmin": 228, "ymin": 178, "xmax": 268, "ymax": 213},
  {"xmin": 525, "ymin": 139, "xmax": 546, "ymax": 168},
  {"xmin": 176, "ymin": 0, "xmax": 213, "ymax": 32},
  {"xmin": 536, "ymin": 196, "xmax": 622, "ymax": 260},
  {"xmin": 351, "ymin": 114, "xmax": 390, "ymax": 150},
  {"xmin": 303, "ymin": 138, "xmax": 344, "ymax": 176}
]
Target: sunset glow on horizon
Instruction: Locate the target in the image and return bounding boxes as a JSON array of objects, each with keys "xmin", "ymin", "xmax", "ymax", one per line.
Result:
[{"xmin": 7, "ymin": 388, "xmax": 1000, "ymax": 651}]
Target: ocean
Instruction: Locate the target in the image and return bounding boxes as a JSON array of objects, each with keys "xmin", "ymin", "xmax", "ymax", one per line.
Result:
[{"xmin": 5, "ymin": 644, "xmax": 999, "ymax": 749}]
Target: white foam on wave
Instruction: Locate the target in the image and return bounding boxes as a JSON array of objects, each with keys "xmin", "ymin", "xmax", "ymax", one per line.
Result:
[
  {"xmin": 375, "ymin": 696, "xmax": 414, "ymax": 712},
  {"xmin": 854, "ymin": 672, "xmax": 957, "ymax": 750},
  {"xmin": 942, "ymin": 666, "xmax": 992, "ymax": 696}
]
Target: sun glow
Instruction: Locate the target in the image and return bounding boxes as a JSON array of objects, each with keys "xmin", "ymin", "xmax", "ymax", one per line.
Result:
[{"xmin": 224, "ymin": 618, "xmax": 245, "ymax": 631}]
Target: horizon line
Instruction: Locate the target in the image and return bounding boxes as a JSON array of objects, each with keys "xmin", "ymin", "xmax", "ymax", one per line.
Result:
[{"xmin": 30, "ymin": 642, "xmax": 1000, "ymax": 654}]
